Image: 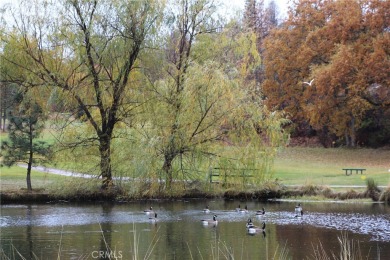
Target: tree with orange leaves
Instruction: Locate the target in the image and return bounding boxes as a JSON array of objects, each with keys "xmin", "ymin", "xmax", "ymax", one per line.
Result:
[{"xmin": 263, "ymin": 0, "xmax": 390, "ymax": 147}]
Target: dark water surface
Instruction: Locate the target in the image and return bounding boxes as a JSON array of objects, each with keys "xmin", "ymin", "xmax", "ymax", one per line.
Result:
[{"xmin": 1, "ymin": 200, "xmax": 389, "ymax": 259}]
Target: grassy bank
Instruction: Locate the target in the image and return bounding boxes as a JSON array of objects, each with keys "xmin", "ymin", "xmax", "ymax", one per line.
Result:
[
  {"xmin": 1, "ymin": 147, "xmax": 390, "ymax": 203},
  {"xmin": 0, "ymin": 166, "xmax": 70, "ymax": 191}
]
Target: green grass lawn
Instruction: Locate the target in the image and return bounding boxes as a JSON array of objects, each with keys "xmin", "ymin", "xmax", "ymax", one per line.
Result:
[
  {"xmin": 1, "ymin": 147, "xmax": 389, "ymax": 194},
  {"xmin": 0, "ymin": 166, "xmax": 70, "ymax": 192},
  {"xmin": 273, "ymin": 147, "xmax": 390, "ymax": 187}
]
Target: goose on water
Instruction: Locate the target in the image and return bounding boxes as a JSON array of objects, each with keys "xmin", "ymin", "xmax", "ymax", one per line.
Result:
[
  {"xmin": 149, "ymin": 213, "xmax": 158, "ymax": 223},
  {"xmin": 246, "ymin": 218, "xmax": 254, "ymax": 228},
  {"xmin": 239, "ymin": 205, "xmax": 248, "ymax": 213},
  {"xmin": 144, "ymin": 207, "xmax": 154, "ymax": 214},
  {"xmin": 256, "ymin": 207, "xmax": 265, "ymax": 216},
  {"xmin": 201, "ymin": 215, "xmax": 218, "ymax": 226},
  {"xmin": 295, "ymin": 203, "xmax": 303, "ymax": 217},
  {"xmin": 247, "ymin": 222, "xmax": 266, "ymax": 234}
]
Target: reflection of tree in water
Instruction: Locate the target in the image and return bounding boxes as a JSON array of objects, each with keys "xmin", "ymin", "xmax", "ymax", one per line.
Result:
[
  {"xmin": 26, "ymin": 204, "xmax": 33, "ymax": 260},
  {"xmin": 98, "ymin": 202, "xmax": 114, "ymax": 260},
  {"xmin": 164, "ymin": 222, "xmax": 177, "ymax": 256}
]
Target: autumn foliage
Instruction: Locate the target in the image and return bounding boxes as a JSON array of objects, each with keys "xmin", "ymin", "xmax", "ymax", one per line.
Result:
[{"xmin": 262, "ymin": 0, "xmax": 390, "ymax": 147}]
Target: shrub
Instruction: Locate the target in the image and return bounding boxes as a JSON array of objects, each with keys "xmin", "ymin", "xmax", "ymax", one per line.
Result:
[
  {"xmin": 321, "ymin": 186, "xmax": 334, "ymax": 198},
  {"xmin": 365, "ymin": 178, "xmax": 381, "ymax": 201},
  {"xmin": 379, "ymin": 185, "xmax": 390, "ymax": 203},
  {"xmin": 299, "ymin": 183, "xmax": 321, "ymax": 196}
]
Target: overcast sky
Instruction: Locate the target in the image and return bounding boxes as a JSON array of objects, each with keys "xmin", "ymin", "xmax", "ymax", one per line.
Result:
[
  {"xmin": 0, "ymin": 0, "xmax": 290, "ymax": 24},
  {"xmin": 225, "ymin": 0, "xmax": 290, "ymax": 19}
]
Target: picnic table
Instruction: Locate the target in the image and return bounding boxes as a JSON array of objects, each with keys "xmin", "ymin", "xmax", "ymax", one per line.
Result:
[{"xmin": 343, "ymin": 168, "xmax": 366, "ymax": 176}]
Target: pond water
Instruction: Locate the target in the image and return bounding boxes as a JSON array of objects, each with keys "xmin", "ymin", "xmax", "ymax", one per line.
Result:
[{"xmin": 1, "ymin": 200, "xmax": 389, "ymax": 259}]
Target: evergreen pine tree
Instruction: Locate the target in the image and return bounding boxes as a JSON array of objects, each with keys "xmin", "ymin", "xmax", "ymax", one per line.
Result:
[{"xmin": 1, "ymin": 93, "xmax": 51, "ymax": 191}]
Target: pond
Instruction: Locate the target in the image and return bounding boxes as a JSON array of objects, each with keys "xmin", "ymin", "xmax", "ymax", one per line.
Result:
[{"xmin": 1, "ymin": 200, "xmax": 389, "ymax": 259}]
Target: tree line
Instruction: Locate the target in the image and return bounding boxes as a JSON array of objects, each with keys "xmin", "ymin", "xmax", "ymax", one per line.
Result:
[{"xmin": 0, "ymin": 0, "xmax": 289, "ymax": 190}]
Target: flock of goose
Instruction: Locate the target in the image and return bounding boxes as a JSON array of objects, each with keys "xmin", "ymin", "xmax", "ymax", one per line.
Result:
[
  {"xmin": 200, "ymin": 203, "xmax": 303, "ymax": 235},
  {"xmin": 143, "ymin": 203, "xmax": 304, "ymax": 235}
]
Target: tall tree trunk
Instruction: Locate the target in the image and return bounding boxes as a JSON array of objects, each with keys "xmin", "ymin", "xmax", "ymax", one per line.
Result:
[
  {"xmin": 26, "ymin": 159, "xmax": 32, "ymax": 191},
  {"xmin": 99, "ymin": 135, "xmax": 113, "ymax": 189},
  {"xmin": 345, "ymin": 117, "xmax": 357, "ymax": 147},
  {"xmin": 163, "ymin": 154, "xmax": 174, "ymax": 189},
  {"xmin": 0, "ymin": 108, "xmax": 2, "ymax": 132},
  {"xmin": 345, "ymin": 131, "xmax": 351, "ymax": 147},
  {"xmin": 350, "ymin": 117, "xmax": 356, "ymax": 147},
  {"xmin": 1, "ymin": 108, "xmax": 6, "ymax": 132},
  {"xmin": 27, "ymin": 123, "xmax": 33, "ymax": 192}
]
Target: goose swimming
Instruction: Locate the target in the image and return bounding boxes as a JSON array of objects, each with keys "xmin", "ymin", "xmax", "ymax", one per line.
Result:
[
  {"xmin": 246, "ymin": 218, "xmax": 254, "ymax": 228},
  {"xmin": 256, "ymin": 207, "xmax": 265, "ymax": 216},
  {"xmin": 144, "ymin": 207, "xmax": 154, "ymax": 215},
  {"xmin": 203, "ymin": 205, "xmax": 211, "ymax": 213},
  {"xmin": 149, "ymin": 213, "xmax": 158, "ymax": 223},
  {"xmin": 201, "ymin": 215, "xmax": 218, "ymax": 226},
  {"xmin": 295, "ymin": 203, "xmax": 303, "ymax": 217},
  {"xmin": 239, "ymin": 205, "xmax": 248, "ymax": 213},
  {"xmin": 247, "ymin": 222, "xmax": 266, "ymax": 234}
]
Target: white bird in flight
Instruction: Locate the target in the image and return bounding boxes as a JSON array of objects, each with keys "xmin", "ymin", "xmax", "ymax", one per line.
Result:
[{"xmin": 303, "ymin": 79, "xmax": 314, "ymax": 86}]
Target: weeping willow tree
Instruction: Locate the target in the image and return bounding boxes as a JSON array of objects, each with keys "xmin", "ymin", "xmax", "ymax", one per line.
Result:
[
  {"xmin": 143, "ymin": 60, "xmax": 242, "ymax": 189},
  {"xmin": 138, "ymin": 0, "xmax": 290, "ymax": 191},
  {"xmin": 143, "ymin": 58, "xmax": 289, "ymax": 190},
  {"xmin": 221, "ymin": 105, "xmax": 290, "ymax": 186}
]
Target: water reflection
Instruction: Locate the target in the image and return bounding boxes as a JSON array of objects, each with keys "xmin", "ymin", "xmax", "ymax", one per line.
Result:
[
  {"xmin": 98, "ymin": 203, "xmax": 114, "ymax": 260},
  {"xmin": 26, "ymin": 204, "xmax": 33, "ymax": 260},
  {"xmin": 0, "ymin": 200, "xmax": 389, "ymax": 259}
]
